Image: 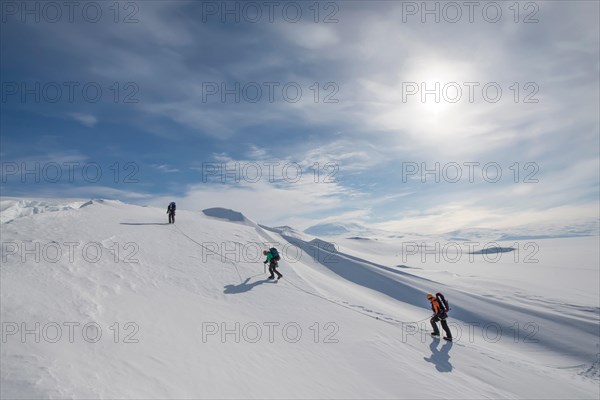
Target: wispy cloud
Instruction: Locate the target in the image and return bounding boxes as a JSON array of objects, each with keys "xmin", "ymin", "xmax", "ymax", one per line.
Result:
[
  {"xmin": 69, "ymin": 113, "xmax": 97, "ymax": 127},
  {"xmin": 1, "ymin": 1, "xmax": 598, "ymax": 236},
  {"xmin": 154, "ymin": 164, "xmax": 180, "ymax": 173}
]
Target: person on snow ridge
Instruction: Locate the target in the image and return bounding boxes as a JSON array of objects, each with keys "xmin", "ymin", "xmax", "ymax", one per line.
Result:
[
  {"xmin": 263, "ymin": 249, "xmax": 282, "ymax": 280},
  {"xmin": 167, "ymin": 201, "xmax": 176, "ymax": 224},
  {"xmin": 427, "ymin": 293, "xmax": 452, "ymax": 341}
]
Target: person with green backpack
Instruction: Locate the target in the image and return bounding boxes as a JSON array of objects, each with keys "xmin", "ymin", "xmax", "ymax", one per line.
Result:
[{"xmin": 263, "ymin": 247, "xmax": 282, "ymax": 280}]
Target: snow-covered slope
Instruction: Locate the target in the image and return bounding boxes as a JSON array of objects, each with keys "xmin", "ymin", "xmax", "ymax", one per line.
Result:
[{"xmin": 1, "ymin": 199, "xmax": 598, "ymax": 398}]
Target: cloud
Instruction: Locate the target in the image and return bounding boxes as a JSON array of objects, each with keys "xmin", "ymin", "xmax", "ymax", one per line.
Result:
[
  {"xmin": 147, "ymin": 149, "xmax": 365, "ymax": 225},
  {"xmin": 148, "ymin": 178, "xmax": 353, "ymax": 226},
  {"xmin": 298, "ymin": 139, "xmax": 387, "ymax": 171},
  {"xmin": 245, "ymin": 145, "xmax": 268, "ymax": 159},
  {"xmin": 69, "ymin": 113, "xmax": 97, "ymax": 127},
  {"xmin": 2, "ymin": 1, "xmax": 598, "ymax": 237},
  {"xmin": 274, "ymin": 23, "xmax": 341, "ymax": 50},
  {"xmin": 373, "ymin": 203, "xmax": 600, "ymax": 236},
  {"xmin": 154, "ymin": 164, "xmax": 180, "ymax": 173}
]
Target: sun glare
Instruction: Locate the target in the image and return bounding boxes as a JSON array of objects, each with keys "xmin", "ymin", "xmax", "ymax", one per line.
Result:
[{"xmin": 406, "ymin": 55, "xmax": 478, "ymax": 113}]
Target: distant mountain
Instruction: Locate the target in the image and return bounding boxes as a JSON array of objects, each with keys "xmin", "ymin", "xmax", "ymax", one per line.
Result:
[
  {"xmin": 444, "ymin": 220, "xmax": 599, "ymax": 242},
  {"xmin": 304, "ymin": 222, "xmax": 368, "ymax": 236}
]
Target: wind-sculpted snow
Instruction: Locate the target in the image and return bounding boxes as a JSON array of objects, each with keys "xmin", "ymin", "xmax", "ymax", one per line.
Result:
[
  {"xmin": 0, "ymin": 198, "xmax": 89, "ymax": 224},
  {"xmin": 468, "ymin": 247, "xmax": 515, "ymax": 254},
  {"xmin": 202, "ymin": 207, "xmax": 256, "ymax": 227},
  {"xmin": 1, "ymin": 199, "xmax": 598, "ymax": 398}
]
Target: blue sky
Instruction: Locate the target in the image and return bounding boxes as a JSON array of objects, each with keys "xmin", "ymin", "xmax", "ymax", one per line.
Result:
[{"xmin": 1, "ymin": 1, "xmax": 599, "ymax": 233}]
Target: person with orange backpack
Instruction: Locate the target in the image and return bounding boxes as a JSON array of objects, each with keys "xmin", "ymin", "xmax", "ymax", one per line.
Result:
[
  {"xmin": 427, "ymin": 292, "xmax": 452, "ymax": 341},
  {"xmin": 263, "ymin": 247, "xmax": 282, "ymax": 280}
]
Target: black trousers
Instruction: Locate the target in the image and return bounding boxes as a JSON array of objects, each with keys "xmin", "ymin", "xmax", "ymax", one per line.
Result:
[
  {"xmin": 168, "ymin": 212, "xmax": 175, "ymax": 224},
  {"xmin": 431, "ymin": 315, "xmax": 452, "ymax": 338},
  {"xmin": 269, "ymin": 261, "xmax": 282, "ymax": 278}
]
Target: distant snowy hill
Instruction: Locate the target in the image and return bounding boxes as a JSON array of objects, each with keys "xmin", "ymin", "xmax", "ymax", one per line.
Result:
[
  {"xmin": 304, "ymin": 222, "xmax": 405, "ymax": 239},
  {"xmin": 304, "ymin": 222, "xmax": 368, "ymax": 236},
  {"xmin": 446, "ymin": 220, "xmax": 600, "ymax": 242},
  {"xmin": 306, "ymin": 219, "xmax": 600, "ymax": 242},
  {"xmin": 1, "ymin": 198, "xmax": 598, "ymax": 398}
]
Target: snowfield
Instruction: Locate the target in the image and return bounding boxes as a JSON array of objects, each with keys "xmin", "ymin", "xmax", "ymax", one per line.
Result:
[{"xmin": 1, "ymin": 198, "xmax": 598, "ymax": 399}]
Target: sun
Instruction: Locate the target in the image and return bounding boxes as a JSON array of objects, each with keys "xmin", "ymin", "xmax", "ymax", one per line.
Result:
[{"xmin": 405, "ymin": 60, "xmax": 472, "ymax": 123}]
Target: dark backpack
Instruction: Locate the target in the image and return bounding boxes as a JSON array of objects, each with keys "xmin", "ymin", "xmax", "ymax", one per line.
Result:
[
  {"xmin": 168, "ymin": 202, "xmax": 176, "ymax": 212},
  {"xmin": 269, "ymin": 247, "xmax": 280, "ymax": 261},
  {"xmin": 436, "ymin": 292, "xmax": 450, "ymax": 313}
]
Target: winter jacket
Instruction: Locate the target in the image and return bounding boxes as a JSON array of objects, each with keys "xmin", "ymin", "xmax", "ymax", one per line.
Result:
[
  {"xmin": 264, "ymin": 251, "xmax": 275, "ymax": 264},
  {"xmin": 430, "ymin": 298, "xmax": 447, "ymax": 318}
]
